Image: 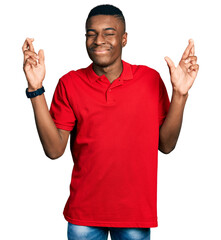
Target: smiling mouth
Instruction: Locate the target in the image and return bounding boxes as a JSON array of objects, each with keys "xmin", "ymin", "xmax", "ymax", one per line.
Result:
[
  {"xmin": 89, "ymin": 45, "xmax": 112, "ymax": 53},
  {"xmin": 92, "ymin": 49, "xmax": 110, "ymax": 54}
]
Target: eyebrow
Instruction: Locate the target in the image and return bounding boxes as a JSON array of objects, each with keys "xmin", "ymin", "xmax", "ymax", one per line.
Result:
[
  {"xmin": 86, "ymin": 27, "xmax": 117, "ymax": 33},
  {"xmin": 104, "ymin": 28, "xmax": 116, "ymax": 31}
]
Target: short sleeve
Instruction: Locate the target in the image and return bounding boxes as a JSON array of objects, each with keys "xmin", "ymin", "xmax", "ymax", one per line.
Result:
[
  {"xmin": 49, "ymin": 78, "xmax": 76, "ymax": 131},
  {"xmin": 158, "ymin": 75, "xmax": 170, "ymax": 127}
]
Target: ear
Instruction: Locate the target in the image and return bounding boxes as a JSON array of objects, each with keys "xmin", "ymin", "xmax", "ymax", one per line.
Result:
[{"xmin": 122, "ymin": 32, "xmax": 128, "ymax": 47}]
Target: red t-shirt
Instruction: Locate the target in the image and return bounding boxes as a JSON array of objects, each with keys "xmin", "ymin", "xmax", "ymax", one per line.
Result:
[{"xmin": 49, "ymin": 60, "xmax": 170, "ymax": 228}]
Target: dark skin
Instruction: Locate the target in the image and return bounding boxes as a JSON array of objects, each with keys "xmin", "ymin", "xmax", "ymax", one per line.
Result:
[
  {"xmin": 86, "ymin": 15, "xmax": 127, "ymax": 83},
  {"xmin": 22, "ymin": 14, "xmax": 199, "ymax": 159}
]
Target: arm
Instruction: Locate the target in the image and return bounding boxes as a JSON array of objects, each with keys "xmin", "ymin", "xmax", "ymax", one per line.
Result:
[
  {"xmin": 159, "ymin": 91, "xmax": 188, "ymax": 154},
  {"xmin": 30, "ymin": 94, "xmax": 70, "ymax": 159},
  {"xmin": 22, "ymin": 38, "xmax": 69, "ymax": 159},
  {"xmin": 159, "ymin": 39, "xmax": 199, "ymax": 154}
]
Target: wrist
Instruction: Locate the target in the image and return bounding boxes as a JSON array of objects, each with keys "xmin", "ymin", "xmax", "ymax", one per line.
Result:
[
  {"xmin": 172, "ymin": 88, "xmax": 188, "ymax": 98},
  {"xmin": 172, "ymin": 90, "xmax": 188, "ymax": 104},
  {"xmin": 27, "ymin": 83, "xmax": 43, "ymax": 92}
]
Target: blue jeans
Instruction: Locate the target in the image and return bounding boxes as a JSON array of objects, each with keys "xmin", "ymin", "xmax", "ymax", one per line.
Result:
[{"xmin": 68, "ymin": 222, "xmax": 151, "ymax": 240}]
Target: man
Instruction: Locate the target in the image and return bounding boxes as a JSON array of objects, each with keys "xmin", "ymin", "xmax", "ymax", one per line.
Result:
[{"xmin": 22, "ymin": 4, "xmax": 199, "ymax": 240}]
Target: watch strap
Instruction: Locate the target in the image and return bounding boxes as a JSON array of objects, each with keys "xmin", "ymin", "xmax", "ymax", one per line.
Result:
[{"xmin": 26, "ymin": 86, "xmax": 45, "ymax": 98}]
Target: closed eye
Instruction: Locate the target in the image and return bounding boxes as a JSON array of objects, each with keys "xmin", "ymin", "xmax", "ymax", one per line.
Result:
[{"xmin": 85, "ymin": 33, "xmax": 96, "ymax": 37}]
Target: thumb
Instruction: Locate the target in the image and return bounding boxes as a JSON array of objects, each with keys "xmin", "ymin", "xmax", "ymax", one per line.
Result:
[
  {"xmin": 164, "ymin": 56, "xmax": 175, "ymax": 73},
  {"xmin": 38, "ymin": 49, "xmax": 45, "ymax": 65}
]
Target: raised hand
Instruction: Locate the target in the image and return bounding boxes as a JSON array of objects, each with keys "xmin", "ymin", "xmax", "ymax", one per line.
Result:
[
  {"xmin": 22, "ymin": 38, "xmax": 46, "ymax": 91},
  {"xmin": 164, "ymin": 39, "xmax": 199, "ymax": 96}
]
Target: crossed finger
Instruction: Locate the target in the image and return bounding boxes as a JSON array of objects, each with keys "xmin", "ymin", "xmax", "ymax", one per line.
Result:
[
  {"xmin": 22, "ymin": 38, "xmax": 35, "ymax": 53},
  {"xmin": 181, "ymin": 39, "xmax": 199, "ymax": 73},
  {"xmin": 182, "ymin": 39, "xmax": 195, "ymax": 60},
  {"xmin": 22, "ymin": 38, "xmax": 39, "ymax": 67}
]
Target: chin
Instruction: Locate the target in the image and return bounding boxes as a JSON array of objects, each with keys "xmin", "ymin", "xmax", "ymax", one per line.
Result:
[{"xmin": 90, "ymin": 56, "xmax": 112, "ymax": 68}]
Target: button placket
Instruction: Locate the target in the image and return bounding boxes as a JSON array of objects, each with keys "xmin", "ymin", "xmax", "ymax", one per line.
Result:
[
  {"xmin": 106, "ymin": 87, "xmax": 112, "ymax": 103},
  {"xmin": 106, "ymin": 81, "xmax": 123, "ymax": 103}
]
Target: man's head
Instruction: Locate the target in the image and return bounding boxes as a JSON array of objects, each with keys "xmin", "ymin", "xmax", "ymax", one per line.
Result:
[{"xmin": 85, "ymin": 4, "xmax": 127, "ymax": 68}]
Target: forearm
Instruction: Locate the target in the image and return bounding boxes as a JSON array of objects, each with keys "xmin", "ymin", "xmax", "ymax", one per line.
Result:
[
  {"xmin": 159, "ymin": 91, "xmax": 188, "ymax": 154},
  {"xmin": 30, "ymin": 93, "xmax": 65, "ymax": 159}
]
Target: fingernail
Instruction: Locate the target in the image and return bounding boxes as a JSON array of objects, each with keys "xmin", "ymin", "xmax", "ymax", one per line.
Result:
[{"xmin": 185, "ymin": 59, "xmax": 189, "ymax": 63}]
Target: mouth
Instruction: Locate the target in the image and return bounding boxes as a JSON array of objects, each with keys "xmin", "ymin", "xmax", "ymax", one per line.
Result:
[
  {"xmin": 89, "ymin": 46, "xmax": 112, "ymax": 55},
  {"xmin": 92, "ymin": 49, "xmax": 110, "ymax": 55}
]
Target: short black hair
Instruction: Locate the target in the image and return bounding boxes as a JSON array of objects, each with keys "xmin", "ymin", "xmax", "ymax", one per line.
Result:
[{"xmin": 86, "ymin": 4, "xmax": 126, "ymax": 32}]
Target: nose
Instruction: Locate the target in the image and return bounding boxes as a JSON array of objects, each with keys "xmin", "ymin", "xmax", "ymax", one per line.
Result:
[{"xmin": 94, "ymin": 33, "xmax": 105, "ymax": 45}]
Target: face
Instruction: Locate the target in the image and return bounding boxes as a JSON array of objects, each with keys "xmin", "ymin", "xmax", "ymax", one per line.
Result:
[{"xmin": 86, "ymin": 15, "xmax": 127, "ymax": 67}]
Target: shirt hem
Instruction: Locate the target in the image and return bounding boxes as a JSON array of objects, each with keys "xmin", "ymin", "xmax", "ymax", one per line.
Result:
[
  {"xmin": 64, "ymin": 214, "xmax": 158, "ymax": 228},
  {"xmin": 54, "ymin": 122, "xmax": 73, "ymax": 131}
]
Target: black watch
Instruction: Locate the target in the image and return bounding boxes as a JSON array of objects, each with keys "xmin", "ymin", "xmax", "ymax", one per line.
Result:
[{"xmin": 26, "ymin": 86, "xmax": 45, "ymax": 98}]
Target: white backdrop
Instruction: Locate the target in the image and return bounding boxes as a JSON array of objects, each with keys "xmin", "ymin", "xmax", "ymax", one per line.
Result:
[{"xmin": 1, "ymin": 0, "xmax": 221, "ymax": 239}]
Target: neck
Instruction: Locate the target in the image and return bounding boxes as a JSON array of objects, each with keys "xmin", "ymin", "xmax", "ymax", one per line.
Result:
[{"xmin": 92, "ymin": 58, "xmax": 123, "ymax": 83}]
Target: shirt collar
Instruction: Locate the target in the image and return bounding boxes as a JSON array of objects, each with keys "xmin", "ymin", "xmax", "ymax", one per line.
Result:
[{"xmin": 86, "ymin": 60, "xmax": 133, "ymax": 83}]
